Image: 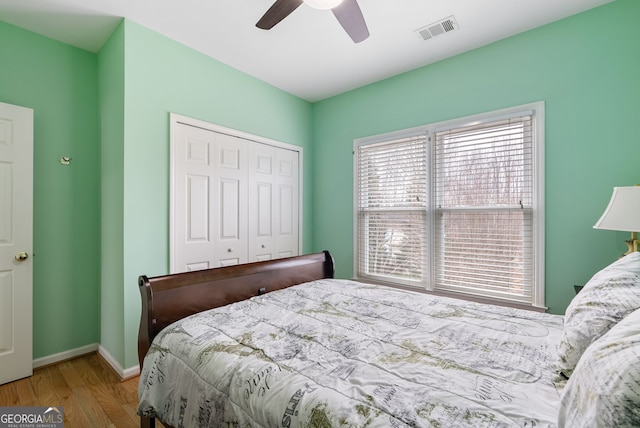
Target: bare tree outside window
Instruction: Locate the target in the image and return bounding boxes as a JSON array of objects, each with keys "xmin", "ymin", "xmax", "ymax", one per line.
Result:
[{"xmin": 435, "ymin": 119, "xmax": 533, "ymax": 299}]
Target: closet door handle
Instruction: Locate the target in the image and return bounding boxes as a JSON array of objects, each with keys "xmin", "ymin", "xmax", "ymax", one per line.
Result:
[
  {"xmin": 227, "ymin": 248, "xmax": 232, "ymax": 253},
  {"xmin": 15, "ymin": 252, "xmax": 29, "ymax": 262}
]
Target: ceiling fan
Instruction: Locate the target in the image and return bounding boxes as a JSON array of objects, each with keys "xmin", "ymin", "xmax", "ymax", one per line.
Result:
[{"xmin": 256, "ymin": 0, "xmax": 370, "ymax": 43}]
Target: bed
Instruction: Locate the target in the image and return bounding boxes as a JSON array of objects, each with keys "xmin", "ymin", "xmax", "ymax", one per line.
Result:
[{"xmin": 137, "ymin": 251, "xmax": 640, "ymax": 428}]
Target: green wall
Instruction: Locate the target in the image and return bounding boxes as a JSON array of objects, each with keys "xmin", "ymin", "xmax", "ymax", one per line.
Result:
[
  {"xmin": 98, "ymin": 22, "xmax": 126, "ymax": 365},
  {"xmin": 311, "ymin": 0, "xmax": 640, "ymax": 314},
  {"xmin": 0, "ymin": 22, "xmax": 101, "ymax": 358},
  {"xmin": 117, "ymin": 21, "xmax": 314, "ymax": 368}
]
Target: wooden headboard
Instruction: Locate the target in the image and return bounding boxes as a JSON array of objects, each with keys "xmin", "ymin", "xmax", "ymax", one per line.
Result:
[{"xmin": 137, "ymin": 251, "xmax": 335, "ymax": 367}]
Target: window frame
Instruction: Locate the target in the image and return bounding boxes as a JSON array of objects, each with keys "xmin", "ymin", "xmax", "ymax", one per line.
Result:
[{"xmin": 353, "ymin": 102, "xmax": 545, "ymax": 309}]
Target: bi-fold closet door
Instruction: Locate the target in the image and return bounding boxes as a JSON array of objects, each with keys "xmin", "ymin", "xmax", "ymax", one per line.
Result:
[{"xmin": 171, "ymin": 115, "xmax": 300, "ymax": 273}]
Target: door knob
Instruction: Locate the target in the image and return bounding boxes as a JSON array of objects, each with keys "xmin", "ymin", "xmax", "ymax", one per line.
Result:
[{"xmin": 15, "ymin": 252, "xmax": 29, "ymax": 262}]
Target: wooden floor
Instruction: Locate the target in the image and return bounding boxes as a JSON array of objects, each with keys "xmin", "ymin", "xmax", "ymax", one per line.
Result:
[{"xmin": 0, "ymin": 352, "xmax": 146, "ymax": 427}]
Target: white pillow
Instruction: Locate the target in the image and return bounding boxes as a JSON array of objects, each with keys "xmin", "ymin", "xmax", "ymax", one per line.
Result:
[
  {"xmin": 556, "ymin": 252, "xmax": 640, "ymax": 378},
  {"xmin": 590, "ymin": 251, "xmax": 640, "ymax": 280},
  {"xmin": 558, "ymin": 306, "xmax": 640, "ymax": 427}
]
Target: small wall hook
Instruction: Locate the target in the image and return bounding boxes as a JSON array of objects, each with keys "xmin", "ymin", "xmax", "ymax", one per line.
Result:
[{"xmin": 60, "ymin": 156, "xmax": 72, "ymax": 165}]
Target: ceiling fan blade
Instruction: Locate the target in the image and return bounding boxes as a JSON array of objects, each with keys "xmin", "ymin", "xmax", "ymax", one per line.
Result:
[
  {"xmin": 332, "ymin": 0, "xmax": 369, "ymax": 43},
  {"xmin": 256, "ymin": 0, "xmax": 304, "ymax": 30}
]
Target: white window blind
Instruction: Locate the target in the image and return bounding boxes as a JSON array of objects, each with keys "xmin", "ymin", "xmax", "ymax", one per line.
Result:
[
  {"xmin": 354, "ymin": 103, "xmax": 544, "ymax": 307},
  {"xmin": 356, "ymin": 136, "xmax": 428, "ymax": 285},
  {"xmin": 433, "ymin": 115, "xmax": 534, "ymax": 303}
]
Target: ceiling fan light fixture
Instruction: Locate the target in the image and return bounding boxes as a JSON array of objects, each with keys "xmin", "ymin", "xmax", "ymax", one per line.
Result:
[{"xmin": 303, "ymin": 0, "xmax": 343, "ymax": 10}]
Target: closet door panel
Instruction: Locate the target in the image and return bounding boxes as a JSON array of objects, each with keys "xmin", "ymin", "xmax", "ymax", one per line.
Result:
[
  {"xmin": 187, "ymin": 174, "xmax": 209, "ymax": 242},
  {"xmin": 213, "ymin": 134, "xmax": 248, "ymax": 266},
  {"xmin": 257, "ymin": 183, "xmax": 272, "ymax": 236},
  {"xmin": 219, "ymin": 179, "xmax": 240, "ymax": 239},
  {"xmin": 251, "ymin": 182, "xmax": 273, "ymax": 261},
  {"xmin": 249, "ymin": 145, "xmax": 274, "ymax": 260},
  {"xmin": 274, "ymin": 150, "xmax": 299, "ymax": 258},
  {"xmin": 172, "ymin": 124, "xmax": 216, "ymax": 272}
]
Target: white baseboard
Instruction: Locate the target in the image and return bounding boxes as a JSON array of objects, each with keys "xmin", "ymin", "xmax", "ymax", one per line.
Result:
[
  {"xmin": 98, "ymin": 345, "xmax": 140, "ymax": 380},
  {"xmin": 33, "ymin": 343, "xmax": 99, "ymax": 369},
  {"xmin": 32, "ymin": 343, "xmax": 140, "ymax": 381}
]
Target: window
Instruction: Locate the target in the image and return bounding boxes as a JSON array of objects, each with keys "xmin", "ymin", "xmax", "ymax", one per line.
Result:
[{"xmin": 354, "ymin": 103, "xmax": 544, "ymax": 308}]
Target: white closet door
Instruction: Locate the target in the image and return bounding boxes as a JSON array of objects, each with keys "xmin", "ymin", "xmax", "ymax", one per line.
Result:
[
  {"xmin": 274, "ymin": 147, "xmax": 299, "ymax": 258},
  {"xmin": 212, "ymin": 133, "xmax": 248, "ymax": 267},
  {"xmin": 172, "ymin": 124, "xmax": 249, "ymax": 271},
  {"xmin": 248, "ymin": 144, "xmax": 299, "ymax": 261},
  {"xmin": 171, "ymin": 115, "xmax": 300, "ymax": 273},
  {"xmin": 172, "ymin": 124, "xmax": 216, "ymax": 272}
]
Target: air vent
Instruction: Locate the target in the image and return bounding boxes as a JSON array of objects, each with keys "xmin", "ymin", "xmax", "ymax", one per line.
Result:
[{"xmin": 416, "ymin": 16, "xmax": 459, "ymax": 41}]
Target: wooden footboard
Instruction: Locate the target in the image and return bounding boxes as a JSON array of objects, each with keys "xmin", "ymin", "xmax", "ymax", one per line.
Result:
[{"xmin": 137, "ymin": 251, "xmax": 335, "ymax": 367}]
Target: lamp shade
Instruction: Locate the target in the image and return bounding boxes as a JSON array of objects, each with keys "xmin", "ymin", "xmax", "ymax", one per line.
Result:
[
  {"xmin": 593, "ymin": 186, "xmax": 640, "ymax": 232},
  {"xmin": 303, "ymin": 0, "xmax": 343, "ymax": 10}
]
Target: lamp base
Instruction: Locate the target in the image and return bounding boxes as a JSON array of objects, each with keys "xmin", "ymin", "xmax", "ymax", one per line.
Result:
[{"xmin": 624, "ymin": 238, "xmax": 639, "ymax": 256}]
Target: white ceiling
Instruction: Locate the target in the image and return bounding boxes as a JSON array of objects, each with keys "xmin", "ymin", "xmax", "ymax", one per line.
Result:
[{"xmin": 0, "ymin": 0, "xmax": 614, "ymax": 102}]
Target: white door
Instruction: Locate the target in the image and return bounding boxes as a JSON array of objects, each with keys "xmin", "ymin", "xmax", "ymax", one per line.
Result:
[
  {"xmin": 211, "ymin": 133, "xmax": 248, "ymax": 267},
  {"xmin": 273, "ymin": 147, "xmax": 299, "ymax": 258},
  {"xmin": 171, "ymin": 115, "xmax": 301, "ymax": 273},
  {"xmin": 171, "ymin": 123, "xmax": 216, "ymax": 272},
  {"xmin": 0, "ymin": 102, "xmax": 34, "ymax": 385},
  {"xmin": 171, "ymin": 123, "xmax": 249, "ymax": 271},
  {"xmin": 248, "ymin": 144, "xmax": 299, "ymax": 261}
]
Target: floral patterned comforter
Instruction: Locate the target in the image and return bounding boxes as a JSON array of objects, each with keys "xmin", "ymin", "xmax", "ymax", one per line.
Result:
[{"xmin": 138, "ymin": 279, "xmax": 564, "ymax": 427}]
